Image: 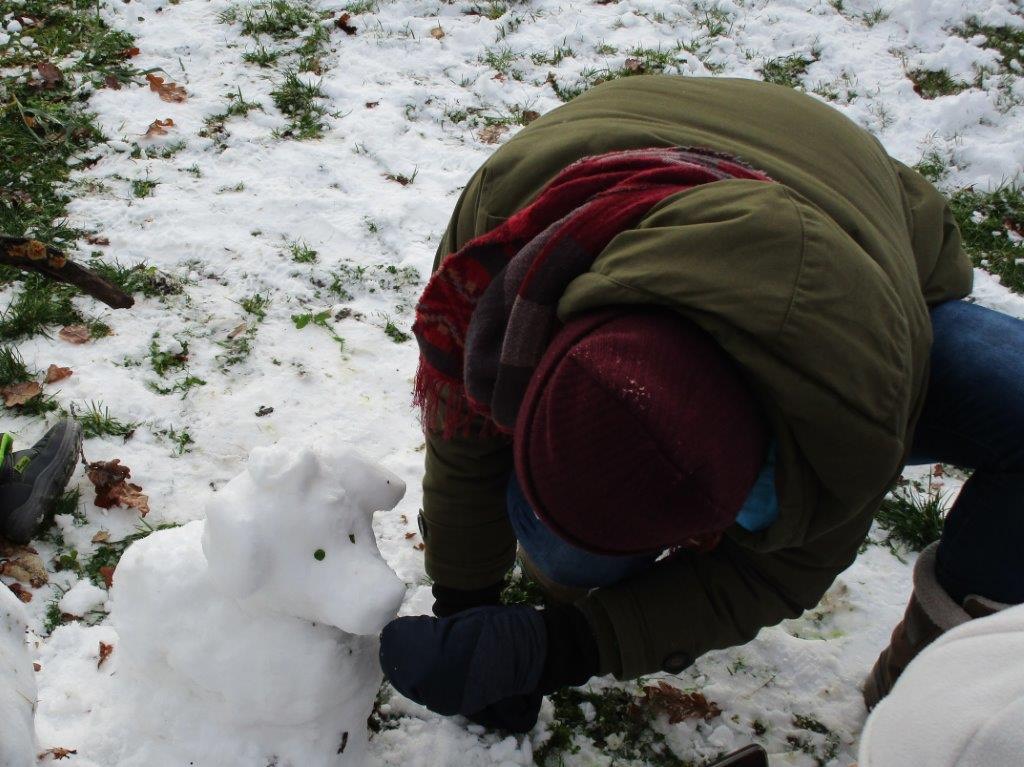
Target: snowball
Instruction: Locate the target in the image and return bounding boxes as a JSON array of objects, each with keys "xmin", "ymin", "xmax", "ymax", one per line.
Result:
[
  {"xmin": 0, "ymin": 585, "xmax": 37, "ymax": 766},
  {"xmin": 58, "ymin": 580, "xmax": 108, "ymax": 618},
  {"xmin": 110, "ymin": 444, "xmax": 408, "ymax": 766}
]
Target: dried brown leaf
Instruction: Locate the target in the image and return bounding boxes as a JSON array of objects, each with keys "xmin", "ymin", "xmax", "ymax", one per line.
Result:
[
  {"xmin": 87, "ymin": 459, "xmax": 148, "ymax": 516},
  {"xmin": 8, "ymin": 583, "xmax": 32, "ymax": 603},
  {"xmin": 91, "ymin": 531, "xmax": 110, "ymax": 544},
  {"xmin": 335, "ymin": 12, "xmax": 357, "ymax": 34},
  {"xmin": 144, "ymin": 118, "xmax": 175, "ymax": 138},
  {"xmin": 2, "ymin": 381, "xmax": 42, "ymax": 407},
  {"xmin": 35, "ymin": 61, "xmax": 63, "ymax": 89},
  {"xmin": 521, "ymin": 110, "xmax": 541, "ymax": 124},
  {"xmin": 104, "ymin": 74, "xmax": 122, "ymax": 90},
  {"xmin": 58, "ymin": 325, "xmax": 91, "ymax": 344},
  {"xmin": 45, "ymin": 365, "xmax": 73, "ymax": 384},
  {"xmin": 0, "ymin": 542, "xmax": 49, "ymax": 588},
  {"xmin": 624, "ymin": 57, "xmax": 645, "ymax": 73},
  {"xmin": 228, "ymin": 321, "xmax": 247, "ymax": 339},
  {"xmin": 146, "ymin": 73, "xmax": 187, "ymax": 103},
  {"xmin": 478, "ymin": 124, "xmax": 507, "ymax": 144},
  {"xmin": 37, "ymin": 749, "xmax": 76, "ymax": 761},
  {"xmin": 98, "ymin": 641, "xmax": 114, "ymax": 669},
  {"xmin": 98, "ymin": 566, "xmax": 116, "ymax": 589},
  {"xmin": 430, "ymin": 26, "xmax": 445, "ymax": 39},
  {"xmin": 85, "ymin": 234, "xmax": 110, "ymax": 246},
  {"xmin": 639, "ymin": 682, "xmax": 722, "ymax": 724}
]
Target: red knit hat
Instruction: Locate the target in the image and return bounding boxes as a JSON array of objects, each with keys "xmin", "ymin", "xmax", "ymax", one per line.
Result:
[{"xmin": 513, "ymin": 309, "xmax": 769, "ymax": 555}]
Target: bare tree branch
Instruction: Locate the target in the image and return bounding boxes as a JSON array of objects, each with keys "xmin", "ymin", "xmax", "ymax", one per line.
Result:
[{"xmin": 0, "ymin": 235, "xmax": 134, "ymax": 310}]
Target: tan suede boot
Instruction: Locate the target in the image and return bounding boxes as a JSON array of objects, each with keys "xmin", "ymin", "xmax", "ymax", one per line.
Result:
[{"xmin": 863, "ymin": 542, "xmax": 983, "ymax": 710}]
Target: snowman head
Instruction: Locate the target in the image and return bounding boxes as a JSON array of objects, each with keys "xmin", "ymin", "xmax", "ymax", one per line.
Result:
[{"xmin": 202, "ymin": 445, "xmax": 407, "ymax": 635}]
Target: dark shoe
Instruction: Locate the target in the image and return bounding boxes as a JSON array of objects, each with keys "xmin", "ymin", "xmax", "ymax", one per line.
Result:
[
  {"xmin": 0, "ymin": 419, "xmax": 83, "ymax": 544},
  {"xmin": 863, "ymin": 542, "xmax": 970, "ymax": 710}
]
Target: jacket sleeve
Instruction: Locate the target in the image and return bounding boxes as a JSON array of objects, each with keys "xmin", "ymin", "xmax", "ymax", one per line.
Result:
[
  {"xmin": 576, "ymin": 508, "xmax": 874, "ymax": 680},
  {"xmin": 891, "ymin": 159, "xmax": 973, "ymax": 305},
  {"xmin": 420, "ymin": 165, "xmax": 518, "ymax": 591}
]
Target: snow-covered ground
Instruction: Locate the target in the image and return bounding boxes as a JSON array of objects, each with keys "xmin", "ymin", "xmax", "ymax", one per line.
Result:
[{"xmin": 3, "ymin": 0, "xmax": 1024, "ymax": 764}]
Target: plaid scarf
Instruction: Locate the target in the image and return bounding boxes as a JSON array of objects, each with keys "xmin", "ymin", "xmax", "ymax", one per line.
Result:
[{"xmin": 413, "ymin": 147, "xmax": 774, "ymax": 437}]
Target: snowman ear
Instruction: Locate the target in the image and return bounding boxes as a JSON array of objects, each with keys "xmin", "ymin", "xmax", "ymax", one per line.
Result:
[{"xmin": 332, "ymin": 451, "xmax": 406, "ymax": 513}]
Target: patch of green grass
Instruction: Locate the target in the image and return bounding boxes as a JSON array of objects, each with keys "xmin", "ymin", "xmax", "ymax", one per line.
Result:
[
  {"xmin": 861, "ymin": 8, "xmax": 890, "ymax": 27},
  {"xmin": 43, "ymin": 588, "xmax": 68, "ymax": 634},
  {"xmin": 0, "ymin": 346, "xmax": 59, "ymax": 415},
  {"xmin": 759, "ymin": 52, "xmax": 818, "ymax": 89},
  {"xmin": 234, "ymin": 0, "xmax": 319, "ymax": 40},
  {"xmin": 155, "ymin": 426, "xmax": 195, "ymax": 454},
  {"xmin": 131, "ymin": 177, "xmax": 159, "ymax": 198},
  {"xmin": 531, "ymin": 42, "xmax": 575, "ymax": 66},
  {"xmin": 295, "ymin": 23, "xmax": 330, "ymax": 72},
  {"xmin": 38, "ymin": 488, "xmax": 85, "ymax": 535},
  {"xmin": 385, "ymin": 169, "xmax": 418, "ymax": 186},
  {"xmin": 240, "ymin": 292, "xmax": 271, "ymax": 320},
  {"xmin": 222, "ymin": 0, "xmax": 333, "ymax": 124},
  {"xmin": 74, "ymin": 401, "xmax": 139, "ymax": 439},
  {"xmin": 82, "ymin": 519, "xmax": 181, "ymax": 587},
  {"xmin": 242, "ymin": 44, "xmax": 283, "ymax": 67},
  {"xmin": 467, "ymin": 1, "xmax": 510, "ymax": 20},
  {"xmin": 482, "ymin": 45, "xmax": 524, "ymax": 79},
  {"xmin": 148, "ymin": 374, "xmax": 206, "ymax": 399},
  {"xmin": 0, "ymin": 345, "xmax": 33, "ymax": 387},
  {"xmin": 876, "ymin": 472, "xmax": 948, "ymax": 554},
  {"xmin": 292, "ymin": 309, "xmax": 345, "ymax": 352},
  {"xmin": 958, "ymin": 20, "xmax": 1024, "ymax": 74},
  {"xmin": 0, "ymin": 273, "xmax": 83, "ymax": 340},
  {"xmin": 908, "ymin": 68, "xmax": 969, "ymax": 99},
  {"xmin": 547, "ymin": 45, "xmax": 690, "ymax": 102},
  {"xmin": 913, "ymin": 150, "xmax": 950, "ymax": 184},
  {"xmin": 216, "ymin": 297, "xmax": 268, "ymax": 369},
  {"xmin": 535, "ymin": 687, "xmax": 688, "ymax": 767},
  {"xmin": 202, "ymin": 88, "xmax": 265, "ymax": 142},
  {"xmin": 271, "ymin": 71, "xmax": 329, "ymax": 139},
  {"xmin": 89, "ymin": 260, "xmax": 183, "ymax": 298},
  {"xmin": 950, "ymin": 183, "xmax": 1024, "ymax": 294},
  {"xmin": 383, "ymin": 320, "xmax": 410, "ymax": 344},
  {"xmin": 149, "ymin": 335, "xmax": 189, "ymax": 376},
  {"xmin": 343, "ymin": 0, "xmax": 378, "ymax": 13},
  {"xmin": 367, "ymin": 682, "xmax": 404, "ymax": 736},
  {"xmin": 787, "ymin": 714, "xmax": 842, "ymax": 766},
  {"xmin": 0, "ymin": 0, "xmax": 146, "ymax": 254},
  {"xmin": 693, "ymin": 2, "xmax": 734, "ymax": 38},
  {"xmin": 327, "ymin": 262, "xmax": 421, "ymax": 306},
  {"xmin": 500, "ymin": 564, "xmax": 548, "ymax": 607},
  {"xmin": 288, "ymin": 239, "xmax": 318, "ymax": 263}
]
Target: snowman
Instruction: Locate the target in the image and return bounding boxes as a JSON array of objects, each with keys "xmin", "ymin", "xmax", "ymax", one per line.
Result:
[{"xmin": 110, "ymin": 444, "xmax": 407, "ymax": 766}]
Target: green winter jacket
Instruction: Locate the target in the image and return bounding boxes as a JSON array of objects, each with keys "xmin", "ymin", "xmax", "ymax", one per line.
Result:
[{"xmin": 421, "ymin": 75, "xmax": 972, "ymax": 680}]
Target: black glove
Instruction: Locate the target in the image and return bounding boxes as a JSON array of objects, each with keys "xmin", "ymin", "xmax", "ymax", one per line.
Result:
[
  {"xmin": 379, "ymin": 603, "xmax": 599, "ymax": 732},
  {"xmin": 431, "ymin": 581, "xmax": 504, "ymax": 618}
]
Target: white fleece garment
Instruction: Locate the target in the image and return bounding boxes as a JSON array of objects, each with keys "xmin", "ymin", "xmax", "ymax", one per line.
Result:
[{"xmin": 859, "ymin": 604, "xmax": 1024, "ymax": 767}]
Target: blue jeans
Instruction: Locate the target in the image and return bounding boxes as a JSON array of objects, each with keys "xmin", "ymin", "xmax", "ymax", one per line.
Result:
[{"xmin": 508, "ymin": 300, "xmax": 1024, "ymax": 605}]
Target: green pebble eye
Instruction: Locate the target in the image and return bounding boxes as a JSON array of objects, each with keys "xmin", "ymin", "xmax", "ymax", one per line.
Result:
[{"xmin": 314, "ymin": 549, "xmax": 326, "ymax": 561}]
